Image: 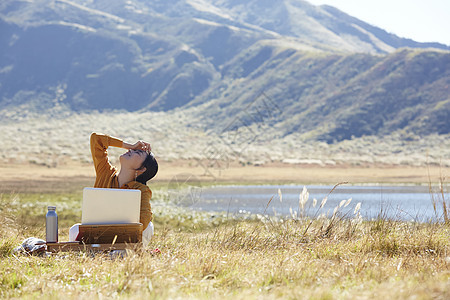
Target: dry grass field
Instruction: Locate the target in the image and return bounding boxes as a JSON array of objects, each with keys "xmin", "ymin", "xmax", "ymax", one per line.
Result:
[
  {"xmin": 1, "ymin": 111, "xmax": 449, "ymax": 299},
  {"xmin": 1, "ymin": 185, "xmax": 449, "ymax": 299},
  {"xmin": 1, "ymin": 163, "xmax": 449, "ymax": 299}
]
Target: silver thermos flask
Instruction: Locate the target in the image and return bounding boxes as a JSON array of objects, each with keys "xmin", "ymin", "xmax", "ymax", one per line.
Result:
[{"xmin": 46, "ymin": 206, "xmax": 58, "ymax": 243}]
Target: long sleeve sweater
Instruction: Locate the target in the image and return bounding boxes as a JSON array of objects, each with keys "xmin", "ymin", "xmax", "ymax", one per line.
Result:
[{"xmin": 90, "ymin": 132, "xmax": 153, "ymax": 228}]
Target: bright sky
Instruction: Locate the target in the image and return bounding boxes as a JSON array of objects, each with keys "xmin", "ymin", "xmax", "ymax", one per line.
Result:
[{"xmin": 307, "ymin": 0, "xmax": 450, "ymax": 46}]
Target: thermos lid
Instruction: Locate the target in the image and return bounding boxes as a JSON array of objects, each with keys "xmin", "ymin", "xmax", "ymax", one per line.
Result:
[{"xmin": 47, "ymin": 206, "xmax": 56, "ymax": 210}]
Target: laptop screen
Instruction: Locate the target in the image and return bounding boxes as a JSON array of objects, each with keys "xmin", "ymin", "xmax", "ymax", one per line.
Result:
[{"xmin": 81, "ymin": 188, "xmax": 141, "ymax": 225}]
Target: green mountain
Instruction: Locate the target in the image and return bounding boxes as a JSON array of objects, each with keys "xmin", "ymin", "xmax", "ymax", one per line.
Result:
[
  {"xmin": 0, "ymin": 0, "xmax": 449, "ymax": 142},
  {"xmin": 194, "ymin": 46, "xmax": 449, "ymax": 142}
]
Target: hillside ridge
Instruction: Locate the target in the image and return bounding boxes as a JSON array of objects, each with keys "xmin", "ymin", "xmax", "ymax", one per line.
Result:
[{"xmin": 0, "ymin": 0, "xmax": 449, "ymax": 143}]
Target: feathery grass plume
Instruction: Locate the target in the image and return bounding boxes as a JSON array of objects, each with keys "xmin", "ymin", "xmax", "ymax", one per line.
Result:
[
  {"xmin": 427, "ymin": 163, "xmax": 449, "ymax": 223},
  {"xmin": 354, "ymin": 202, "xmax": 361, "ymax": 215},
  {"xmin": 289, "ymin": 207, "xmax": 297, "ymax": 219},
  {"xmin": 278, "ymin": 188, "xmax": 282, "ymax": 203},
  {"xmin": 339, "ymin": 199, "xmax": 346, "ymax": 208},
  {"xmin": 320, "ymin": 197, "xmax": 328, "ymax": 208},
  {"xmin": 443, "ymin": 201, "xmax": 449, "ymax": 223},
  {"xmin": 344, "ymin": 198, "xmax": 352, "ymax": 207},
  {"xmin": 263, "ymin": 195, "xmax": 274, "ymax": 215},
  {"xmin": 438, "ymin": 176, "xmax": 449, "ymax": 223},
  {"xmin": 300, "ymin": 183, "xmax": 348, "ymax": 240},
  {"xmin": 312, "ymin": 198, "xmax": 317, "ymax": 207},
  {"xmin": 298, "ymin": 186, "xmax": 309, "ymax": 218},
  {"xmin": 299, "ymin": 186, "xmax": 309, "ymax": 209},
  {"xmin": 332, "ymin": 206, "xmax": 338, "ymax": 217}
]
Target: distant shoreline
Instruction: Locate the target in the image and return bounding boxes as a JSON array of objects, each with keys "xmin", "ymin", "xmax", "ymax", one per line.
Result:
[{"xmin": 1, "ymin": 160, "xmax": 447, "ymax": 193}]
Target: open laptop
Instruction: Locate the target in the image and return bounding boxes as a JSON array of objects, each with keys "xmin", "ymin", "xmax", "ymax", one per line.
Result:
[{"xmin": 81, "ymin": 187, "xmax": 141, "ymax": 225}]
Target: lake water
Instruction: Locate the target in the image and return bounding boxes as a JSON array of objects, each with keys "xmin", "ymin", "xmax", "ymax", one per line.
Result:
[{"xmin": 181, "ymin": 184, "xmax": 449, "ymax": 222}]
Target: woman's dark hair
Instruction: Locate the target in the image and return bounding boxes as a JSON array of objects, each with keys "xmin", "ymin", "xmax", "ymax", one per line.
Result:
[{"xmin": 136, "ymin": 152, "xmax": 158, "ymax": 184}]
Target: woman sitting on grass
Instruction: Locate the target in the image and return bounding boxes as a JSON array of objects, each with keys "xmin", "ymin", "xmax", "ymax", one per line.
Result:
[{"xmin": 69, "ymin": 132, "xmax": 158, "ymax": 244}]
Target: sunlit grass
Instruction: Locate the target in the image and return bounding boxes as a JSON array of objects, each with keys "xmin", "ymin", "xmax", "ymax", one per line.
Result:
[{"xmin": 1, "ymin": 186, "xmax": 449, "ymax": 299}]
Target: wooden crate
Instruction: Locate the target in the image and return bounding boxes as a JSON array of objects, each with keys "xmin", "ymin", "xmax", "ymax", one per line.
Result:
[
  {"xmin": 78, "ymin": 223, "xmax": 143, "ymax": 244},
  {"xmin": 46, "ymin": 242, "xmax": 141, "ymax": 253}
]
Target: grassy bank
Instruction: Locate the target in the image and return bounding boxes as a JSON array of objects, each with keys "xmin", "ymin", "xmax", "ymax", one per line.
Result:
[{"xmin": 1, "ymin": 189, "xmax": 449, "ymax": 299}]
